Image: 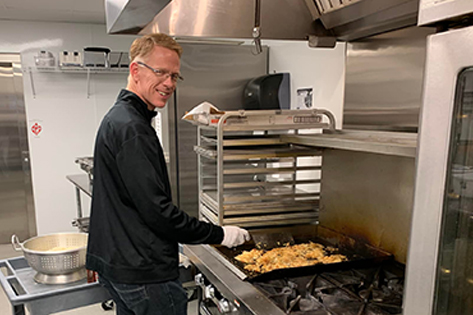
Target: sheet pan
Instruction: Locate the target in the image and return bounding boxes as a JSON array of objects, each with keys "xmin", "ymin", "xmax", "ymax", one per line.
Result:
[{"xmin": 212, "ymin": 225, "xmax": 393, "ymax": 282}]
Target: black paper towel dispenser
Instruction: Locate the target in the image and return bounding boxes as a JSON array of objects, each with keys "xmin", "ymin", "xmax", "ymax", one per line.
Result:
[{"xmin": 243, "ymin": 73, "xmax": 290, "ymax": 110}]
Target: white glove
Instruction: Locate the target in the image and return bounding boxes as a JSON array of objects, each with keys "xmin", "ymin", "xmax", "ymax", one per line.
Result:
[{"xmin": 221, "ymin": 226, "xmax": 251, "ymax": 248}]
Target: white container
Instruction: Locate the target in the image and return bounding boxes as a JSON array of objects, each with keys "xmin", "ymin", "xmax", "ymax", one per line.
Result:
[
  {"xmin": 59, "ymin": 50, "xmax": 82, "ymax": 68},
  {"xmin": 34, "ymin": 51, "xmax": 55, "ymax": 67}
]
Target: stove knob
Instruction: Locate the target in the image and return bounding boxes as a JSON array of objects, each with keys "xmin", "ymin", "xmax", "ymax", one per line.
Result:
[
  {"xmin": 195, "ymin": 273, "xmax": 204, "ymax": 286},
  {"xmin": 218, "ymin": 298, "xmax": 231, "ymax": 313},
  {"xmin": 204, "ymin": 285, "xmax": 215, "ymax": 299}
]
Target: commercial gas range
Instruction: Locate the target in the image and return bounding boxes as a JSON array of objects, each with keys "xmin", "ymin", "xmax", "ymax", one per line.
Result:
[
  {"xmin": 184, "ymin": 243, "xmax": 404, "ymax": 315},
  {"xmin": 184, "ymin": 224, "xmax": 404, "ymax": 315},
  {"xmin": 186, "ymin": 111, "xmax": 415, "ymax": 315}
]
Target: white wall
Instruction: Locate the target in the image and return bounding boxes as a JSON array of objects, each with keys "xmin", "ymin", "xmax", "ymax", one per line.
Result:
[
  {"xmin": 264, "ymin": 40, "xmax": 346, "ymax": 128},
  {"xmin": 0, "ymin": 20, "xmax": 346, "ymax": 235},
  {"xmin": 261, "ymin": 40, "xmax": 346, "ymax": 193},
  {"xmin": 0, "ymin": 20, "xmax": 137, "ymax": 235}
]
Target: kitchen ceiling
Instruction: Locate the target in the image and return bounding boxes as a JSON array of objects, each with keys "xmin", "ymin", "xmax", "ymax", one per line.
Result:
[{"xmin": 0, "ymin": 0, "xmax": 106, "ymax": 24}]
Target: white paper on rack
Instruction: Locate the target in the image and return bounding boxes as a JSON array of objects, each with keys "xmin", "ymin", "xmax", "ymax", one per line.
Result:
[{"xmin": 181, "ymin": 101, "xmax": 225, "ymax": 126}]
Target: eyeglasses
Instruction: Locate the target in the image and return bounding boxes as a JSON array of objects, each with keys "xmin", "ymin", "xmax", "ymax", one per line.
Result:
[{"xmin": 136, "ymin": 61, "xmax": 184, "ymax": 82}]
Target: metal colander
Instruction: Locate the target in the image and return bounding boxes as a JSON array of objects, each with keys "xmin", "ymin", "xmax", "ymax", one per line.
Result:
[{"xmin": 12, "ymin": 233, "xmax": 88, "ymax": 284}]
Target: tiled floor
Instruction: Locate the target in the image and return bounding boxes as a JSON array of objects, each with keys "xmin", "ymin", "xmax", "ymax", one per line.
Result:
[{"xmin": 0, "ymin": 244, "xmax": 198, "ymax": 315}]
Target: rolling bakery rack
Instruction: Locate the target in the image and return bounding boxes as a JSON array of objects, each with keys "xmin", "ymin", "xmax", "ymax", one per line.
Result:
[{"xmin": 194, "ymin": 109, "xmax": 336, "ymax": 228}]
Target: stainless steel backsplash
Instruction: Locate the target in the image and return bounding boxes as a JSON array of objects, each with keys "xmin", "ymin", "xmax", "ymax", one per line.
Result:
[
  {"xmin": 343, "ymin": 26, "xmax": 435, "ymax": 132},
  {"xmin": 320, "ymin": 149, "xmax": 416, "ymax": 263}
]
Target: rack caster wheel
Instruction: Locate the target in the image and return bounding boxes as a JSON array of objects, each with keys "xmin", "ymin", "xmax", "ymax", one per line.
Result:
[{"xmin": 101, "ymin": 300, "xmax": 114, "ymax": 311}]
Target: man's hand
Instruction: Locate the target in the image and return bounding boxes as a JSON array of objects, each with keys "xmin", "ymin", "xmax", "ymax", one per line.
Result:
[{"xmin": 221, "ymin": 226, "xmax": 251, "ymax": 248}]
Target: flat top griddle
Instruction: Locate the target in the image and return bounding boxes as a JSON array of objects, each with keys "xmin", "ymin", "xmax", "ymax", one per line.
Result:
[{"xmin": 212, "ymin": 225, "xmax": 393, "ymax": 282}]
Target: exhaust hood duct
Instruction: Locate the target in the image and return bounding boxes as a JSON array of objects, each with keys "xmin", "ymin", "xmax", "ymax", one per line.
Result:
[
  {"xmin": 308, "ymin": 0, "xmax": 419, "ymax": 41},
  {"xmin": 106, "ymin": 0, "xmax": 331, "ymax": 41},
  {"xmin": 105, "ymin": 0, "xmax": 171, "ymax": 34},
  {"xmin": 105, "ymin": 0, "xmax": 419, "ymax": 43}
]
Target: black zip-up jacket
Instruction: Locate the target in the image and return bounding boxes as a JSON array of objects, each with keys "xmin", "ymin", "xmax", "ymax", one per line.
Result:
[{"xmin": 86, "ymin": 89, "xmax": 224, "ymax": 284}]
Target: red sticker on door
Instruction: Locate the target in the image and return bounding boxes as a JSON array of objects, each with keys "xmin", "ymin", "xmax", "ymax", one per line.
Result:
[{"xmin": 31, "ymin": 122, "xmax": 42, "ymax": 136}]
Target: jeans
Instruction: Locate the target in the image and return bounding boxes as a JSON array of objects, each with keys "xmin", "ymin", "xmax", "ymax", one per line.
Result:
[{"xmin": 99, "ymin": 274, "xmax": 188, "ymax": 315}]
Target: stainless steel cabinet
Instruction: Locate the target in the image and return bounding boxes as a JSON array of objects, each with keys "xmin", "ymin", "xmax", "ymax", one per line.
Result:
[{"xmin": 0, "ymin": 54, "xmax": 36, "ymax": 243}]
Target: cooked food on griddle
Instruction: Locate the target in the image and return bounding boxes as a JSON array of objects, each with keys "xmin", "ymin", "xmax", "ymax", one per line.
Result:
[
  {"xmin": 235, "ymin": 242, "xmax": 347, "ymax": 273},
  {"xmin": 234, "ymin": 248, "xmax": 264, "ymax": 264}
]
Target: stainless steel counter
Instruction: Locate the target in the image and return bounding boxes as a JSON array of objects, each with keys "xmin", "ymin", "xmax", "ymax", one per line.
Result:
[
  {"xmin": 183, "ymin": 244, "xmax": 285, "ymax": 315},
  {"xmin": 66, "ymin": 174, "xmax": 92, "ymax": 197},
  {"xmin": 66, "ymin": 174, "xmax": 92, "ymax": 232}
]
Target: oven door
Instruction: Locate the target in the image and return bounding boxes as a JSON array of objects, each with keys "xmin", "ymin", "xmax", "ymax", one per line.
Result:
[{"xmin": 404, "ymin": 25, "xmax": 473, "ymax": 315}]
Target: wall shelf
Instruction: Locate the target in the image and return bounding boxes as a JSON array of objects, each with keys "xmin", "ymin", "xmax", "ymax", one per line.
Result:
[
  {"xmin": 35, "ymin": 66, "xmax": 129, "ymax": 74},
  {"xmin": 26, "ymin": 66, "xmax": 129, "ymax": 99}
]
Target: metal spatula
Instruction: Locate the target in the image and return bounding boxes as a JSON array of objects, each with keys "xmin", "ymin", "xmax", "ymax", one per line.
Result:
[{"xmin": 251, "ymin": 231, "xmax": 295, "ymax": 250}]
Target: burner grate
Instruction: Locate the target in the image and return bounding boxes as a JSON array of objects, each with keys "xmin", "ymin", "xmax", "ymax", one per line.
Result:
[{"xmin": 254, "ymin": 263, "xmax": 404, "ymax": 315}]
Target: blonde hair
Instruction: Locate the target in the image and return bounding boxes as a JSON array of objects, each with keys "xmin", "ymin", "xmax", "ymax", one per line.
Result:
[{"xmin": 129, "ymin": 33, "xmax": 182, "ymax": 62}]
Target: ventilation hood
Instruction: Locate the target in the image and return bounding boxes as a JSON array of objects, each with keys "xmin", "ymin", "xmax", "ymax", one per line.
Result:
[
  {"xmin": 313, "ymin": 0, "xmax": 420, "ymax": 41},
  {"xmin": 106, "ymin": 0, "xmax": 419, "ymax": 42}
]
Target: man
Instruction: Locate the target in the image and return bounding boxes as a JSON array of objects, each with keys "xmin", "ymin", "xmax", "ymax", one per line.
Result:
[{"xmin": 86, "ymin": 33, "xmax": 250, "ymax": 315}]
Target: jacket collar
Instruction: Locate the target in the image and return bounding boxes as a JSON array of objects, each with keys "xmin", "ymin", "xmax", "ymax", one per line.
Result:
[{"xmin": 118, "ymin": 89, "xmax": 158, "ymax": 122}]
